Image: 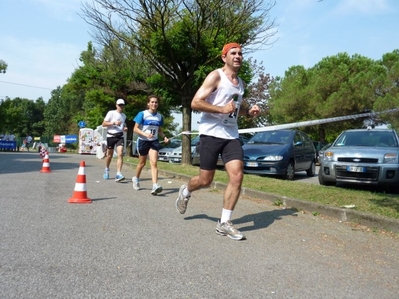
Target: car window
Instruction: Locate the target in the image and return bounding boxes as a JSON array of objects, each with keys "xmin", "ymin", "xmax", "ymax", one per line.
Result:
[
  {"xmin": 248, "ymin": 131, "xmax": 290, "ymax": 144},
  {"xmin": 293, "ymin": 132, "xmax": 302, "ymax": 146},
  {"xmin": 301, "ymin": 132, "xmax": 312, "ymax": 147},
  {"xmin": 335, "ymin": 131, "xmax": 398, "ymax": 147},
  {"xmin": 161, "ymin": 139, "xmax": 181, "ymax": 149}
]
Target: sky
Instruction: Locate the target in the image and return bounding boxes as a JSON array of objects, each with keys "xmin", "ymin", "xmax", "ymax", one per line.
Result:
[{"xmin": 1, "ymin": 0, "xmax": 399, "ymax": 130}]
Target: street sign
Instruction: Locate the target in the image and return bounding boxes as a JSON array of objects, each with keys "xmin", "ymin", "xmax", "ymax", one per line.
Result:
[{"xmin": 78, "ymin": 121, "xmax": 87, "ymax": 128}]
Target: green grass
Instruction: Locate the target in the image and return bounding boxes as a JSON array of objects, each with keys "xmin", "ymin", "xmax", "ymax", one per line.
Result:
[{"xmin": 125, "ymin": 158, "xmax": 399, "ymax": 220}]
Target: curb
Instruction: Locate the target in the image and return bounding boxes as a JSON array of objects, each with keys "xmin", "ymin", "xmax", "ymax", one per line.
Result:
[
  {"xmin": 155, "ymin": 168, "xmax": 399, "ymax": 234},
  {"xmin": 124, "ymin": 158, "xmax": 399, "ymax": 234}
]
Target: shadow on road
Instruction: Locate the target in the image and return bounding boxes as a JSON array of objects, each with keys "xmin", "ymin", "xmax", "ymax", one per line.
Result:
[{"xmin": 184, "ymin": 208, "xmax": 297, "ymax": 232}]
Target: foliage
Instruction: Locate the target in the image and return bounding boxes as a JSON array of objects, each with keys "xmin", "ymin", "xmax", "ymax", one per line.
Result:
[
  {"xmin": 0, "ymin": 59, "xmax": 7, "ymax": 74},
  {"xmin": 0, "ymin": 97, "xmax": 45, "ymax": 138},
  {"xmin": 268, "ymin": 52, "xmax": 399, "ymax": 143},
  {"xmin": 373, "ymin": 50, "xmax": 399, "ymax": 128},
  {"xmin": 81, "ymin": 0, "xmax": 278, "ymax": 164}
]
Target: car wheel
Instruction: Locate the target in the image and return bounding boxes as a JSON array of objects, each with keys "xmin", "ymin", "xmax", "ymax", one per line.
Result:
[
  {"xmin": 306, "ymin": 160, "xmax": 315, "ymax": 177},
  {"xmin": 285, "ymin": 161, "xmax": 295, "ymax": 180},
  {"xmin": 318, "ymin": 170, "xmax": 335, "ymax": 186}
]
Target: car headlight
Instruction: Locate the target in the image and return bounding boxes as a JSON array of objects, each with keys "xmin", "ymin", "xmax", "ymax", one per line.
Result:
[
  {"xmin": 383, "ymin": 153, "xmax": 397, "ymax": 164},
  {"xmin": 323, "ymin": 151, "xmax": 334, "ymax": 161},
  {"xmin": 262, "ymin": 155, "xmax": 283, "ymax": 161}
]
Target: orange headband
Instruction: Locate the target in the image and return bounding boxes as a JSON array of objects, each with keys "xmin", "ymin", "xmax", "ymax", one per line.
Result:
[{"xmin": 221, "ymin": 43, "xmax": 241, "ymax": 56}]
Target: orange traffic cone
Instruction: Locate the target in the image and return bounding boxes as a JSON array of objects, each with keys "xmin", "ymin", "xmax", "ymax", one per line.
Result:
[
  {"xmin": 68, "ymin": 161, "xmax": 92, "ymax": 204},
  {"xmin": 40, "ymin": 153, "xmax": 51, "ymax": 173}
]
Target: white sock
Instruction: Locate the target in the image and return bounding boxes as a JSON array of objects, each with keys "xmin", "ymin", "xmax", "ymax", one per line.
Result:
[
  {"xmin": 220, "ymin": 209, "xmax": 233, "ymax": 224},
  {"xmin": 182, "ymin": 187, "xmax": 191, "ymax": 198}
]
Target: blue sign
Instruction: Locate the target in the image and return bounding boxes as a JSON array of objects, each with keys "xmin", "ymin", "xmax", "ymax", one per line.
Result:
[
  {"xmin": 0, "ymin": 141, "xmax": 17, "ymax": 149},
  {"xmin": 78, "ymin": 121, "xmax": 86, "ymax": 128},
  {"xmin": 65, "ymin": 135, "xmax": 78, "ymax": 144}
]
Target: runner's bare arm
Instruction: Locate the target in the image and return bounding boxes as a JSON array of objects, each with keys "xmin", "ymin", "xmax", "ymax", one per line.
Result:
[{"xmin": 191, "ymin": 70, "xmax": 235, "ymax": 114}]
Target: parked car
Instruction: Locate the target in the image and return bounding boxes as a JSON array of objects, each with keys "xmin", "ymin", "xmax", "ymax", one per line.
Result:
[
  {"xmin": 242, "ymin": 129, "xmax": 316, "ymax": 180},
  {"xmin": 318, "ymin": 128, "xmax": 399, "ymax": 191},
  {"xmin": 191, "ymin": 134, "xmax": 251, "ymax": 166},
  {"xmin": 317, "ymin": 143, "xmax": 332, "ymax": 165},
  {"xmin": 158, "ymin": 139, "xmax": 181, "ymax": 162},
  {"xmin": 313, "ymin": 141, "xmax": 329, "ymax": 165},
  {"xmin": 169, "ymin": 136, "xmax": 200, "ymax": 164}
]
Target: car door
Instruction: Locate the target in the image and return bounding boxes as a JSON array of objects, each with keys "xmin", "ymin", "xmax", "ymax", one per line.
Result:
[
  {"xmin": 293, "ymin": 131, "xmax": 305, "ymax": 170},
  {"xmin": 300, "ymin": 132, "xmax": 316, "ymax": 170}
]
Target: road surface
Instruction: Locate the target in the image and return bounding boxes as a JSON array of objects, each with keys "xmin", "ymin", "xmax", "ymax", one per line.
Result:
[{"xmin": 1, "ymin": 152, "xmax": 398, "ymax": 299}]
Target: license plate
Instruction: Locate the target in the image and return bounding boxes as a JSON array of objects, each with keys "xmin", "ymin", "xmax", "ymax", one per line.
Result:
[
  {"xmin": 346, "ymin": 166, "xmax": 366, "ymax": 172},
  {"xmin": 246, "ymin": 162, "xmax": 258, "ymax": 167}
]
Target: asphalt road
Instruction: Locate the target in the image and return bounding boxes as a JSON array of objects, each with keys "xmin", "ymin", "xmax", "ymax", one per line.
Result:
[{"xmin": 1, "ymin": 152, "xmax": 399, "ymax": 299}]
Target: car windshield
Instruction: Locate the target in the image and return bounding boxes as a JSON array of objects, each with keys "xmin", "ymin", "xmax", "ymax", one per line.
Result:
[
  {"xmin": 190, "ymin": 135, "xmax": 200, "ymax": 146},
  {"xmin": 248, "ymin": 131, "xmax": 290, "ymax": 144},
  {"xmin": 160, "ymin": 139, "xmax": 181, "ymax": 149},
  {"xmin": 334, "ymin": 131, "xmax": 398, "ymax": 147}
]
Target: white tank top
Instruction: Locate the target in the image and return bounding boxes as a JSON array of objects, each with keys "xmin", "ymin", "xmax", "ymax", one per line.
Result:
[{"xmin": 199, "ymin": 68, "xmax": 244, "ymax": 139}]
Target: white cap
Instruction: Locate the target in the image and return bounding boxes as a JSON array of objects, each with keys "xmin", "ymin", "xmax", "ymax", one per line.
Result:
[{"xmin": 116, "ymin": 99, "xmax": 125, "ymax": 105}]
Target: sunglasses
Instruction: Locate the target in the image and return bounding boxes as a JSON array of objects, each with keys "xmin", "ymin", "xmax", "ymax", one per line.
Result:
[{"xmin": 118, "ymin": 104, "xmax": 125, "ymax": 107}]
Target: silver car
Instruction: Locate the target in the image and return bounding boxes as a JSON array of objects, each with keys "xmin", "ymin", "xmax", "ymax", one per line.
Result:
[
  {"xmin": 158, "ymin": 139, "xmax": 181, "ymax": 162},
  {"xmin": 169, "ymin": 136, "xmax": 199, "ymax": 164},
  {"xmin": 318, "ymin": 128, "xmax": 399, "ymax": 190}
]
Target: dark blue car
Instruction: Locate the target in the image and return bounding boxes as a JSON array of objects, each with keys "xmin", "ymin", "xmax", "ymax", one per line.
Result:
[{"xmin": 243, "ymin": 129, "xmax": 316, "ymax": 180}]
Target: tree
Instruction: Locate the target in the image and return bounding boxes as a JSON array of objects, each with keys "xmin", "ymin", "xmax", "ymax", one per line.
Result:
[
  {"xmin": 81, "ymin": 0, "xmax": 277, "ymax": 164},
  {"xmin": 43, "ymin": 87, "xmax": 72, "ymax": 137},
  {"xmin": 373, "ymin": 50, "xmax": 399, "ymax": 129},
  {"xmin": 0, "ymin": 59, "xmax": 7, "ymax": 74},
  {"xmin": 0, "ymin": 97, "xmax": 45, "ymax": 138},
  {"xmin": 59, "ymin": 41, "xmax": 178, "ymax": 156},
  {"xmin": 269, "ymin": 53, "xmax": 384, "ymax": 142},
  {"xmin": 241, "ymin": 58, "xmax": 273, "ymax": 129}
]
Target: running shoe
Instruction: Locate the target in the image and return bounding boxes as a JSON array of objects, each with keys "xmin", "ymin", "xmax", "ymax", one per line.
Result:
[
  {"xmin": 215, "ymin": 221, "xmax": 246, "ymax": 241},
  {"xmin": 115, "ymin": 173, "xmax": 125, "ymax": 182},
  {"xmin": 103, "ymin": 168, "xmax": 109, "ymax": 180},
  {"xmin": 132, "ymin": 176, "xmax": 140, "ymax": 190},
  {"xmin": 175, "ymin": 185, "xmax": 190, "ymax": 214},
  {"xmin": 151, "ymin": 184, "xmax": 163, "ymax": 195}
]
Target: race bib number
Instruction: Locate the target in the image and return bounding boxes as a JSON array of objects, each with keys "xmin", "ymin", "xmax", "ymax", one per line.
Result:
[{"xmin": 224, "ymin": 94, "xmax": 240, "ymax": 126}]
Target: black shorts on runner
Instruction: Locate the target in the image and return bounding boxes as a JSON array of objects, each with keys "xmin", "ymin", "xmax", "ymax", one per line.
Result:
[
  {"xmin": 106, "ymin": 136, "xmax": 124, "ymax": 150},
  {"xmin": 199, "ymin": 135, "xmax": 243, "ymax": 170},
  {"xmin": 137, "ymin": 139, "xmax": 161, "ymax": 156}
]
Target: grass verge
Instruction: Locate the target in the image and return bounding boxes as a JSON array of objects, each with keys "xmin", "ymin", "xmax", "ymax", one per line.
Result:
[{"xmin": 126, "ymin": 158, "xmax": 399, "ymax": 220}]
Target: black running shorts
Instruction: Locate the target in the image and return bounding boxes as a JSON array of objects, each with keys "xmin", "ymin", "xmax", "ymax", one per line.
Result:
[
  {"xmin": 106, "ymin": 136, "xmax": 124, "ymax": 150},
  {"xmin": 199, "ymin": 135, "xmax": 243, "ymax": 170},
  {"xmin": 137, "ymin": 139, "xmax": 161, "ymax": 156}
]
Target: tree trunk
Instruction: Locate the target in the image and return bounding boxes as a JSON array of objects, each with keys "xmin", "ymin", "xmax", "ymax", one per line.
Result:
[{"xmin": 181, "ymin": 97, "xmax": 193, "ymax": 165}]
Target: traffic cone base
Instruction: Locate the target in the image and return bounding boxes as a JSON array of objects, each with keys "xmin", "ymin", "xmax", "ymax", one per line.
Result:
[
  {"xmin": 68, "ymin": 161, "xmax": 92, "ymax": 204},
  {"xmin": 68, "ymin": 197, "xmax": 92, "ymax": 204}
]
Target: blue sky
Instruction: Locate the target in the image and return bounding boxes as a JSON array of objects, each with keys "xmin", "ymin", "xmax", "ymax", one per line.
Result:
[{"xmin": 1, "ymin": 0, "xmax": 398, "ymax": 129}]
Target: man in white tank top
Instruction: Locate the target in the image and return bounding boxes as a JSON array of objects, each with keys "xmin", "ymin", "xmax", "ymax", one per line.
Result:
[{"xmin": 175, "ymin": 43, "xmax": 260, "ymax": 240}]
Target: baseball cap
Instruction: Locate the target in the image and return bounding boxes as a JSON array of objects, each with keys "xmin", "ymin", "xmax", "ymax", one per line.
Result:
[
  {"xmin": 221, "ymin": 43, "xmax": 241, "ymax": 56},
  {"xmin": 116, "ymin": 99, "xmax": 125, "ymax": 105}
]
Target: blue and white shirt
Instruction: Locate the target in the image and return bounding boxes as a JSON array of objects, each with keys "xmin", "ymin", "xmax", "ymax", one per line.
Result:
[{"xmin": 134, "ymin": 110, "xmax": 164, "ymax": 141}]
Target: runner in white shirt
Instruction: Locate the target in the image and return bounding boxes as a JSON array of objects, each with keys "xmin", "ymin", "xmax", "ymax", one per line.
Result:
[
  {"xmin": 175, "ymin": 43, "xmax": 260, "ymax": 240},
  {"xmin": 102, "ymin": 99, "xmax": 127, "ymax": 182}
]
